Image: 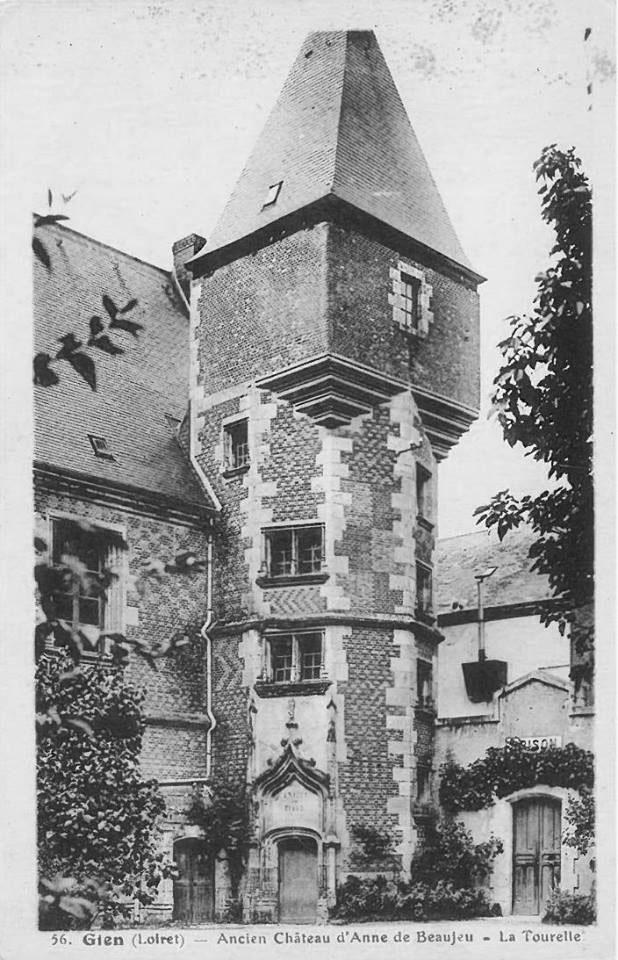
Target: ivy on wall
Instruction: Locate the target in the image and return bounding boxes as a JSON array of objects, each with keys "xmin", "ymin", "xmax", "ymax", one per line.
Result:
[{"xmin": 439, "ymin": 740, "xmax": 594, "ymax": 813}]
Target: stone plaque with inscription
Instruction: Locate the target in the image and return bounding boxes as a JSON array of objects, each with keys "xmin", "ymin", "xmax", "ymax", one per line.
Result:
[{"xmin": 263, "ymin": 782, "xmax": 321, "ymax": 833}]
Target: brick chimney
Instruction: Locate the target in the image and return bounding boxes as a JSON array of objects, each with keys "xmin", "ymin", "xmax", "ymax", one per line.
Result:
[{"xmin": 172, "ymin": 233, "xmax": 206, "ymax": 301}]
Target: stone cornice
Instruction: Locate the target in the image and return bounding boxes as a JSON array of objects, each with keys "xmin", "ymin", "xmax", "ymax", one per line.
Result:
[
  {"xmin": 410, "ymin": 384, "xmax": 478, "ymax": 462},
  {"xmin": 34, "ymin": 462, "xmax": 214, "ymax": 528},
  {"xmin": 188, "ymin": 194, "xmax": 486, "ymax": 288},
  {"xmin": 210, "ymin": 613, "xmax": 443, "ymax": 645},
  {"xmin": 256, "ymin": 353, "xmax": 408, "ymax": 428}
]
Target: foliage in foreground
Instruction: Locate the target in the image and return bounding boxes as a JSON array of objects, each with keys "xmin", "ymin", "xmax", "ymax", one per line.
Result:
[
  {"xmin": 542, "ymin": 889, "xmax": 596, "ymax": 925},
  {"xmin": 332, "ymin": 818, "xmax": 502, "ymax": 922},
  {"xmin": 37, "ymin": 652, "xmax": 172, "ymax": 929},
  {"xmin": 475, "ymin": 146, "xmax": 593, "ymax": 673},
  {"xmin": 439, "ymin": 740, "xmax": 594, "ymax": 813}
]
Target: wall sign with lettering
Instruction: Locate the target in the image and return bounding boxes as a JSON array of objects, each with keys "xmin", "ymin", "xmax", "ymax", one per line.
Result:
[{"xmin": 506, "ymin": 735, "xmax": 562, "ymax": 751}]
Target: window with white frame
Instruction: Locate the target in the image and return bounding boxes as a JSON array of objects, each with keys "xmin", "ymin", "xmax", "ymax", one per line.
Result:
[
  {"xmin": 400, "ymin": 272, "xmax": 421, "ymax": 330},
  {"xmin": 224, "ymin": 418, "xmax": 250, "ymax": 471},
  {"xmin": 49, "ymin": 516, "xmax": 124, "ymax": 653},
  {"xmin": 51, "ymin": 517, "xmax": 106, "ymax": 628},
  {"xmin": 263, "ymin": 525, "xmax": 324, "ymax": 579},
  {"xmin": 268, "ymin": 631, "xmax": 323, "ymax": 683},
  {"xmin": 389, "ymin": 261, "xmax": 433, "ymax": 337}
]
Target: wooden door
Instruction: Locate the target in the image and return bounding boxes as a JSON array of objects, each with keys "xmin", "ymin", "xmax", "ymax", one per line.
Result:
[
  {"xmin": 173, "ymin": 839, "xmax": 213, "ymax": 924},
  {"xmin": 513, "ymin": 798, "xmax": 561, "ymax": 915},
  {"xmin": 278, "ymin": 838, "xmax": 318, "ymax": 923}
]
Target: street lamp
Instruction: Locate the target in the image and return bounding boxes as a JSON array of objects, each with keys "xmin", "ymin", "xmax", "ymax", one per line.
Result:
[{"xmin": 474, "ymin": 566, "xmax": 497, "ymax": 662}]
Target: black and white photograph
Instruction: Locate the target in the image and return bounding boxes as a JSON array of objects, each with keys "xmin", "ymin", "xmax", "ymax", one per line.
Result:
[{"xmin": 0, "ymin": 0, "xmax": 614, "ymax": 957}]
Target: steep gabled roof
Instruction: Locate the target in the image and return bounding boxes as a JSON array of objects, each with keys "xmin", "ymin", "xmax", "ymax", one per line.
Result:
[
  {"xmin": 34, "ymin": 221, "xmax": 213, "ymax": 513},
  {"xmin": 436, "ymin": 528, "xmax": 552, "ymax": 614},
  {"xmin": 205, "ymin": 30, "xmax": 472, "ymax": 271}
]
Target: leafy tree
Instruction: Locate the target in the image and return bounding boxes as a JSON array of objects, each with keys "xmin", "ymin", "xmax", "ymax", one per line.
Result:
[
  {"xmin": 35, "ymin": 524, "xmax": 207, "ymax": 928},
  {"xmin": 37, "ymin": 651, "xmax": 172, "ymax": 929},
  {"xmin": 475, "ymin": 146, "xmax": 593, "ymax": 677}
]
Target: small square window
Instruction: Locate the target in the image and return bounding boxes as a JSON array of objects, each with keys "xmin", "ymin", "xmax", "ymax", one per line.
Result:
[
  {"xmin": 88, "ymin": 434, "xmax": 115, "ymax": 461},
  {"xmin": 416, "ymin": 563, "xmax": 433, "ymax": 616},
  {"xmin": 224, "ymin": 419, "xmax": 250, "ymax": 471},
  {"xmin": 264, "ymin": 525, "xmax": 324, "ymax": 578},
  {"xmin": 268, "ymin": 631, "xmax": 323, "ymax": 684},
  {"xmin": 262, "ymin": 180, "xmax": 283, "ymax": 208}
]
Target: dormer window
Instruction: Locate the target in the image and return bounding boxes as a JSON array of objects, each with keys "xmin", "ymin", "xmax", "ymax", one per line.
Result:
[
  {"xmin": 263, "ymin": 180, "xmax": 283, "ymax": 208},
  {"xmin": 88, "ymin": 434, "xmax": 115, "ymax": 461}
]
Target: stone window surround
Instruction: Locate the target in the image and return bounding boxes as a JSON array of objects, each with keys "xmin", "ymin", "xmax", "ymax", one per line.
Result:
[
  {"xmin": 45, "ymin": 509, "xmax": 126, "ymax": 656},
  {"xmin": 389, "ymin": 260, "xmax": 433, "ymax": 337},
  {"xmin": 254, "ymin": 629, "xmax": 330, "ymax": 697},
  {"xmin": 257, "ymin": 521, "xmax": 329, "ymax": 588}
]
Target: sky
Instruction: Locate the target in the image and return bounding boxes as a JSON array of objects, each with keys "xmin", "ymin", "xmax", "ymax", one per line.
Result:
[{"xmin": 1, "ymin": 0, "xmax": 613, "ymax": 537}]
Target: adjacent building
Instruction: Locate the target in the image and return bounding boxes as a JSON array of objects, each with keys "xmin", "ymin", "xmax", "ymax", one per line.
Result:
[{"xmin": 435, "ymin": 529, "xmax": 594, "ymax": 917}]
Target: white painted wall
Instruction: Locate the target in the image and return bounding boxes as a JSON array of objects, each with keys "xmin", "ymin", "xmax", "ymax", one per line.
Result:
[{"xmin": 437, "ymin": 614, "xmax": 569, "ymax": 720}]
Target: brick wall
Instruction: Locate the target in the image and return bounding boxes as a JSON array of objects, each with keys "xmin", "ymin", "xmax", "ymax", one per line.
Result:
[
  {"xmin": 327, "ymin": 224, "xmax": 480, "ymax": 411},
  {"xmin": 196, "ymin": 224, "xmax": 330, "ymax": 395},
  {"xmin": 35, "ymin": 484, "xmax": 210, "ymax": 782},
  {"xmin": 262, "ymin": 403, "xmax": 323, "ymax": 522},
  {"xmin": 211, "ymin": 633, "xmax": 249, "ymax": 788},
  {"xmin": 338, "ymin": 626, "xmax": 401, "ymax": 869}
]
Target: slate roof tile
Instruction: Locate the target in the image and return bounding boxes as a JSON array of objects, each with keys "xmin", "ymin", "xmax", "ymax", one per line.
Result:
[
  {"xmin": 436, "ymin": 528, "xmax": 552, "ymax": 613},
  {"xmin": 207, "ymin": 30, "xmax": 472, "ymax": 271},
  {"xmin": 34, "ymin": 221, "xmax": 211, "ymax": 510}
]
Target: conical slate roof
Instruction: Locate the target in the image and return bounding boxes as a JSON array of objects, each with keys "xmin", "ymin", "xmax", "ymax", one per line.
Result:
[{"xmin": 206, "ymin": 30, "xmax": 472, "ymax": 271}]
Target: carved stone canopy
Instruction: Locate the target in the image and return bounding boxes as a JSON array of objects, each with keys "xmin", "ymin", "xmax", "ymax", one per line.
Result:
[{"xmin": 254, "ymin": 742, "xmax": 329, "ymax": 799}]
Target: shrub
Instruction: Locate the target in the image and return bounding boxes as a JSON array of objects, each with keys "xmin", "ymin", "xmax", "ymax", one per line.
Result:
[
  {"xmin": 331, "ymin": 817, "xmax": 502, "ymax": 922},
  {"xmin": 330, "ymin": 876, "xmax": 494, "ymax": 922},
  {"xmin": 411, "ymin": 818, "xmax": 503, "ymax": 888},
  {"xmin": 350, "ymin": 824, "xmax": 398, "ymax": 870},
  {"xmin": 542, "ymin": 889, "xmax": 596, "ymax": 925}
]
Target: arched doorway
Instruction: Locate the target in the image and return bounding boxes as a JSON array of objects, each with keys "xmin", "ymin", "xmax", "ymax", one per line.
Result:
[
  {"xmin": 278, "ymin": 836, "xmax": 319, "ymax": 923},
  {"xmin": 512, "ymin": 797, "xmax": 561, "ymax": 915},
  {"xmin": 173, "ymin": 838, "xmax": 214, "ymax": 924}
]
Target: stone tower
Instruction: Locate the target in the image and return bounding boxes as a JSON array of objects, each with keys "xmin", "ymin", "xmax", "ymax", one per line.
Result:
[{"xmin": 187, "ymin": 30, "xmax": 482, "ymax": 922}]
